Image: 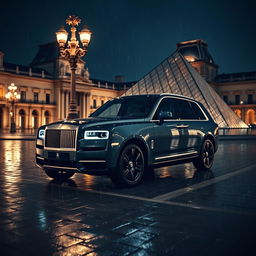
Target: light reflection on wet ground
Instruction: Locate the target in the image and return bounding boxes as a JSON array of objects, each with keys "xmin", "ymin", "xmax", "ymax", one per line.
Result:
[{"xmin": 0, "ymin": 140, "xmax": 256, "ymax": 255}]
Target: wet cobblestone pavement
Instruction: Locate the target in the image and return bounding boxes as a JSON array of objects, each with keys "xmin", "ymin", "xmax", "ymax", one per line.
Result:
[{"xmin": 0, "ymin": 140, "xmax": 256, "ymax": 255}]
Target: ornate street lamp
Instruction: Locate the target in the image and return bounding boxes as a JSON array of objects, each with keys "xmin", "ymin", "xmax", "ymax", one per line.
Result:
[
  {"xmin": 5, "ymin": 83, "xmax": 20, "ymax": 133},
  {"xmin": 56, "ymin": 15, "xmax": 92, "ymax": 119}
]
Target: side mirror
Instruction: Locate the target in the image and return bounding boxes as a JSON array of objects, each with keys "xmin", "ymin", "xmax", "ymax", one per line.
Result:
[{"xmin": 158, "ymin": 111, "xmax": 173, "ymax": 124}]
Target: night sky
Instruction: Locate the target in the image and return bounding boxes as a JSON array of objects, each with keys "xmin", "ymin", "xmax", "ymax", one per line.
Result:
[{"xmin": 1, "ymin": 0, "xmax": 256, "ymax": 81}]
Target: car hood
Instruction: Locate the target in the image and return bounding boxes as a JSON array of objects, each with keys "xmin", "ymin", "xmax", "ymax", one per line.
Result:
[{"xmin": 44, "ymin": 117, "xmax": 147, "ymax": 130}]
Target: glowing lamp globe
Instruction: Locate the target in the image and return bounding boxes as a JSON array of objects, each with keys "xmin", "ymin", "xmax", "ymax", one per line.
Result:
[
  {"xmin": 79, "ymin": 27, "xmax": 92, "ymax": 46},
  {"xmin": 56, "ymin": 26, "xmax": 68, "ymax": 46}
]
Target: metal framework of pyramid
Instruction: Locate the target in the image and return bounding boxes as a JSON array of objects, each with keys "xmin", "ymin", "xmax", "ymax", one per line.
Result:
[{"xmin": 124, "ymin": 51, "xmax": 247, "ymax": 128}]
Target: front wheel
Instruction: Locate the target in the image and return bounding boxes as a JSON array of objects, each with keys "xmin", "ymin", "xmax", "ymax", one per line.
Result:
[
  {"xmin": 110, "ymin": 144, "xmax": 145, "ymax": 187},
  {"xmin": 193, "ymin": 139, "xmax": 215, "ymax": 170},
  {"xmin": 44, "ymin": 168, "xmax": 75, "ymax": 180}
]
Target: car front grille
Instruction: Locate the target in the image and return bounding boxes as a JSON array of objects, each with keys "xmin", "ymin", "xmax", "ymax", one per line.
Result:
[{"xmin": 45, "ymin": 129, "xmax": 77, "ymax": 149}]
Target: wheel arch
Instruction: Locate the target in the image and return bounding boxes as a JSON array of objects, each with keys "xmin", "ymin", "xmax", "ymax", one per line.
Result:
[{"xmin": 118, "ymin": 137, "xmax": 150, "ymax": 166}]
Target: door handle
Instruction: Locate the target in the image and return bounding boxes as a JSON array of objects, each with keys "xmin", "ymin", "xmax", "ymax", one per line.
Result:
[{"xmin": 176, "ymin": 124, "xmax": 189, "ymax": 129}]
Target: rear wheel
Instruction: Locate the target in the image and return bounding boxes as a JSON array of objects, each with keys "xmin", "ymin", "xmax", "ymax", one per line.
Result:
[
  {"xmin": 44, "ymin": 168, "xmax": 75, "ymax": 180},
  {"xmin": 110, "ymin": 144, "xmax": 145, "ymax": 187},
  {"xmin": 193, "ymin": 139, "xmax": 215, "ymax": 170}
]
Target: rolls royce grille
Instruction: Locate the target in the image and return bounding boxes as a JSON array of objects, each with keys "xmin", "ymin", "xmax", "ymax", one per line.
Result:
[{"xmin": 45, "ymin": 129, "xmax": 76, "ymax": 149}]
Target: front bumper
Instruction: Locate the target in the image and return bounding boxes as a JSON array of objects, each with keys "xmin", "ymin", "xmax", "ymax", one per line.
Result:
[{"xmin": 36, "ymin": 148, "xmax": 109, "ymax": 174}]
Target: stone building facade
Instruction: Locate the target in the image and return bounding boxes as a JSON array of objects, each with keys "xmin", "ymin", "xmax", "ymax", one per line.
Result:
[
  {"xmin": 0, "ymin": 40, "xmax": 255, "ymax": 131},
  {"xmin": 177, "ymin": 39, "xmax": 256, "ymax": 125},
  {"xmin": 0, "ymin": 43, "xmax": 134, "ymax": 130}
]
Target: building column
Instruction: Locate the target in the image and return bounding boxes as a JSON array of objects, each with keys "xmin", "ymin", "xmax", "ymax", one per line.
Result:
[
  {"xmin": 26, "ymin": 107, "xmax": 29, "ymax": 129},
  {"xmin": 28, "ymin": 107, "xmax": 32, "ymax": 129},
  {"xmin": 41, "ymin": 107, "xmax": 44, "ymax": 126},
  {"xmin": 82, "ymin": 92, "xmax": 86, "ymax": 118},
  {"xmin": 66, "ymin": 91, "xmax": 69, "ymax": 119},
  {"xmin": 63, "ymin": 91, "xmax": 67, "ymax": 118},
  {"xmin": 14, "ymin": 105, "xmax": 18, "ymax": 129},
  {"xmin": 61, "ymin": 91, "xmax": 65, "ymax": 119},
  {"xmin": 57, "ymin": 90, "xmax": 61, "ymax": 120},
  {"xmin": 241, "ymin": 107, "xmax": 246, "ymax": 123},
  {"xmin": 4, "ymin": 106, "xmax": 10, "ymax": 129},
  {"xmin": 80, "ymin": 92, "xmax": 84, "ymax": 118},
  {"xmin": 86, "ymin": 93, "xmax": 91, "ymax": 118}
]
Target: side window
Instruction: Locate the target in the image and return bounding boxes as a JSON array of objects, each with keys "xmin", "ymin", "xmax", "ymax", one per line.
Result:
[
  {"xmin": 190, "ymin": 102, "xmax": 206, "ymax": 120},
  {"xmin": 175, "ymin": 99, "xmax": 196, "ymax": 120},
  {"xmin": 153, "ymin": 98, "xmax": 177, "ymax": 120},
  {"xmin": 154, "ymin": 98, "xmax": 205, "ymax": 120}
]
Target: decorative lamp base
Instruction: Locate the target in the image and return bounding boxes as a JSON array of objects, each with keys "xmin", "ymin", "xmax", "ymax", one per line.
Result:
[
  {"xmin": 67, "ymin": 102, "xmax": 79, "ymax": 120},
  {"xmin": 10, "ymin": 122, "xmax": 16, "ymax": 133}
]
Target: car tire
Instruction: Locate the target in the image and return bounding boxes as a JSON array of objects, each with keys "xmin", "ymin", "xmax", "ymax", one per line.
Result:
[
  {"xmin": 44, "ymin": 168, "xmax": 75, "ymax": 180},
  {"xmin": 110, "ymin": 144, "xmax": 145, "ymax": 187},
  {"xmin": 193, "ymin": 139, "xmax": 215, "ymax": 170}
]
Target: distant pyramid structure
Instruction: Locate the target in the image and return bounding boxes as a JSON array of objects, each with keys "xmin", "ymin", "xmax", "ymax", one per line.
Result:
[{"xmin": 124, "ymin": 51, "xmax": 247, "ymax": 128}]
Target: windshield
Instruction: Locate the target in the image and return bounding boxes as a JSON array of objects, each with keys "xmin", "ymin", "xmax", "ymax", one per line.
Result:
[{"xmin": 90, "ymin": 95, "xmax": 159, "ymax": 119}]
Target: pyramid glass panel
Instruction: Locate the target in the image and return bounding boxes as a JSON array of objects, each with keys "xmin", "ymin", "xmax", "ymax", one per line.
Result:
[{"xmin": 124, "ymin": 51, "xmax": 247, "ymax": 128}]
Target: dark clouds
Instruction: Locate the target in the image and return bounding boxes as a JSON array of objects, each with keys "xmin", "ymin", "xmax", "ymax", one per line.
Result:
[{"xmin": 1, "ymin": 0, "xmax": 256, "ymax": 81}]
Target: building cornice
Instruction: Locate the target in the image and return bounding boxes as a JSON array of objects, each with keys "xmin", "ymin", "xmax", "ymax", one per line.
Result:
[{"xmin": 0, "ymin": 71, "xmax": 53, "ymax": 82}]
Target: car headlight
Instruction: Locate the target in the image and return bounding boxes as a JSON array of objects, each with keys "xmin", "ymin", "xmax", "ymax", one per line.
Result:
[
  {"xmin": 84, "ymin": 130, "xmax": 109, "ymax": 139},
  {"xmin": 38, "ymin": 129, "xmax": 45, "ymax": 139}
]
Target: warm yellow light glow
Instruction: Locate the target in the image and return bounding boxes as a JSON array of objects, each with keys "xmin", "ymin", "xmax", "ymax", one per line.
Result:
[
  {"xmin": 79, "ymin": 27, "xmax": 91, "ymax": 46},
  {"xmin": 5, "ymin": 92, "xmax": 11, "ymax": 99},
  {"xmin": 6, "ymin": 83, "xmax": 20, "ymax": 102},
  {"xmin": 8, "ymin": 84, "xmax": 17, "ymax": 91},
  {"xmin": 56, "ymin": 26, "xmax": 68, "ymax": 45},
  {"xmin": 184, "ymin": 56, "xmax": 196, "ymax": 62}
]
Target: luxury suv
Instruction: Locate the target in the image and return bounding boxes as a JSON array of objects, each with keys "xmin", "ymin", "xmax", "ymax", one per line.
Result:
[{"xmin": 36, "ymin": 94, "xmax": 218, "ymax": 187}]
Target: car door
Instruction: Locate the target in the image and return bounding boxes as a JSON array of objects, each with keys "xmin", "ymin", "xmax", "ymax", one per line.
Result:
[
  {"xmin": 187, "ymin": 100, "xmax": 209, "ymax": 151},
  {"xmin": 174, "ymin": 99, "xmax": 203, "ymax": 153},
  {"xmin": 152, "ymin": 97, "xmax": 184, "ymax": 162}
]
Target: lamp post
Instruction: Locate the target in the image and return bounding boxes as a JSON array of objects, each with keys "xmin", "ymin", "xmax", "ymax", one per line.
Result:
[
  {"xmin": 5, "ymin": 83, "xmax": 20, "ymax": 133},
  {"xmin": 56, "ymin": 15, "xmax": 92, "ymax": 119}
]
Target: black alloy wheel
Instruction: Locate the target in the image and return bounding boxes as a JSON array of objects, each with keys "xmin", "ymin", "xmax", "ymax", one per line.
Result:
[
  {"xmin": 44, "ymin": 168, "xmax": 75, "ymax": 180},
  {"xmin": 193, "ymin": 139, "xmax": 215, "ymax": 170},
  {"xmin": 111, "ymin": 144, "xmax": 145, "ymax": 187}
]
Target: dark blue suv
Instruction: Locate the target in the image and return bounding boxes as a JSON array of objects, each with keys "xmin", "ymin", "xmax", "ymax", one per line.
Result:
[{"xmin": 36, "ymin": 94, "xmax": 218, "ymax": 187}]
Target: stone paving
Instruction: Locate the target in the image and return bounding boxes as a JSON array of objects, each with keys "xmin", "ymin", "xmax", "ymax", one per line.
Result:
[{"xmin": 0, "ymin": 140, "xmax": 256, "ymax": 256}]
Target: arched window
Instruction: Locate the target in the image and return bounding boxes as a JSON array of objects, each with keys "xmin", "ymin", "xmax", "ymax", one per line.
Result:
[
  {"xmin": 32, "ymin": 110, "xmax": 39, "ymax": 128},
  {"xmin": 19, "ymin": 109, "xmax": 26, "ymax": 129},
  {"xmin": 45, "ymin": 111, "xmax": 50, "ymax": 125},
  {"xmin": 246, "ymin": 109, "xmax": 255, "ymax": 125}
]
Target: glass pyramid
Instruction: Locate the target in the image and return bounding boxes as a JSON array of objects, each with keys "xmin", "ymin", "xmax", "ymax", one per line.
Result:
[{"xmin": 124, "ymin": 51, "xmax": 247, "ymax": 128}]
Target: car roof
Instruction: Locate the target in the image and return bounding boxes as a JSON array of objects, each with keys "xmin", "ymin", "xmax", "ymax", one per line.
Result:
[{"xmin": 121, "ymin": 93, "xmax": 198, "ymax": 102}]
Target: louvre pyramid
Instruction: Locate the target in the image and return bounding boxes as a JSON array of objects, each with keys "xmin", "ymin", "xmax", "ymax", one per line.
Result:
[{"xmin": 124, "ymin": 51, "xmax": 247, "ymax": 128}]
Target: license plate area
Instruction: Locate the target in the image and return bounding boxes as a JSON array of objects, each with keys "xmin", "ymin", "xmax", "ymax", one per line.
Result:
[{"xmin": 46, "ymin": 151, "xmax": 76, "ymax": 161}]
